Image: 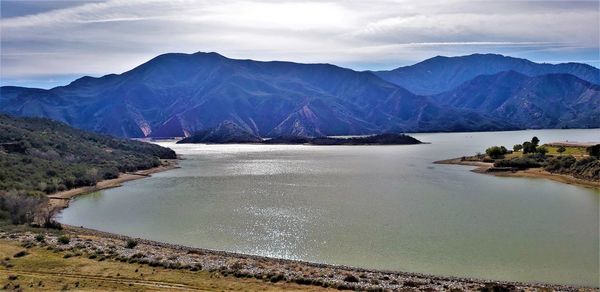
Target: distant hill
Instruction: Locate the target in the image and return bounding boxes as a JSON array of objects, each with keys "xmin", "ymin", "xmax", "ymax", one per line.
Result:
[
  {"xmin": 374, "ymin": 54, "xmax": 600, "ymax": 95},
  {"xmin": 432, "ymin": 71, "xmax": 600, "ymax": 129},
  {"xmin": 0, "ymin": 52, "xmax": 512, "ymax": 138},
  {"xmin": 0, "ymin": 114, "xmax": 176, "ymax": 194},
  {"xmin": 177, "ymin": 121, "xmax": 262, "ymax": 144}
]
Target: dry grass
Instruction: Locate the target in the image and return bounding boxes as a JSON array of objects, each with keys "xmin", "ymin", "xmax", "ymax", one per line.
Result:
[{"xmin": 0, "ymin": 239, "xmax": 331, "ymax": 291}]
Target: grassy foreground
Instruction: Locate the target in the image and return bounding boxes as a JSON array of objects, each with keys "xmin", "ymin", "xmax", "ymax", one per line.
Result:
[{"xmin": 0, "ymin": 239, "xmax": 328, "ymax": 291}]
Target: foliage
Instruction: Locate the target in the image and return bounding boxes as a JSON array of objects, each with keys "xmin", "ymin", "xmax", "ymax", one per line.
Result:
[
  {"xmin": 556, "ymin": 146, "xmax": 566, "ymax": 154},
  {"xmin": 544, "ymin": 156, "xmax": 576, "ymax": 173},
  {"xmin": 537, "ymin": 146, "xmax": 548, "ymax": 156},
  {"xmin": 494, "ymin": 156, "xmax": 542, "ymax": 169},
  {"xmin": 485, "ymin": 146, "xmax": 508, "ymax": 159},
  {"xmin": 0, "ymin": 192, "xmax": 47, "ymax": 225},
  {"xmin": 0, "ymin": 114, "xmax": 176, "ymax": 194},
  {"xmin": 546, "ymin": 156, "xmax": 600, "ymax": 181},
  {"xmin": 513, "ymin": 144, "xmax": 523, "ymax": 152},
  {"xmin": 125, "ymin": 239, "xmax": 138, "ymax": 249},
  {"xmin": 587, "ymin": 144, "xmax": 600, "ymax": 158},
  {"xmin": 57, "ymin": 235, "xmax": 70, "ymax": 245}
]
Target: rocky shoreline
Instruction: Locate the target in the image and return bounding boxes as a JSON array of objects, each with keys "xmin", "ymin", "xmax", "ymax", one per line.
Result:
[{"xmin": 1, "ymin": 227, "xmax": 594, "ymax": 291}]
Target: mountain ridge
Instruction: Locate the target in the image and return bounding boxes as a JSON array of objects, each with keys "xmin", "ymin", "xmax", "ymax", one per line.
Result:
[
  {"xmin": 1, "ymin": 52, "xmax": 597, "ymax": 138},
  {"xmin": 432, "ymin": 70, "xmax": 600, "ymax": 129},
  {"xmin": 374, "ymin": 53, "xmax": 600, "ymax": 95}
]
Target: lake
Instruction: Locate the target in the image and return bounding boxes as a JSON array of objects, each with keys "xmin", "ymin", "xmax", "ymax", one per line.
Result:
[{"xmin": 58, "ymin": 129, "xmax": 600, "ymax": 287}]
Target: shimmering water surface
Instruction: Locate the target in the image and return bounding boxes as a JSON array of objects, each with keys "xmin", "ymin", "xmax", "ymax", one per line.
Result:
[{"xmin": 59, "ymin": 129, "xmax": 600, "ymax": 286}]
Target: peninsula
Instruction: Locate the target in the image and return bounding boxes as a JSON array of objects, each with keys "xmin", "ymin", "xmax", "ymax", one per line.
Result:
[{"xmin": 436, "ymin": 136, "xmax": 600, "ymax": 188}]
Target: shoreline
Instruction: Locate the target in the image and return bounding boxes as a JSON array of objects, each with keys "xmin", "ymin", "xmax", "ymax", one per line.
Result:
[
  {"xmin": 32, "ymin": 156, "xmax": 596, "ymax": 290},
  {"xmin": 435, "ymin": 158, "xmax": 600, "ymax": 189},
  {"xmin": 48, "ymin": 159, "xmax": 179, "ymax": 208},
  {"xmin": 1, "ymin": 226, "xmax": 594, "ymax": 291}
]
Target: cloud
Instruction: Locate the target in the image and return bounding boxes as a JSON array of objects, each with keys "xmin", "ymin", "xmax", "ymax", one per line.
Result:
[{"xmin": 1, "ymin": 0, "xmax": 598, "ymax": 87}]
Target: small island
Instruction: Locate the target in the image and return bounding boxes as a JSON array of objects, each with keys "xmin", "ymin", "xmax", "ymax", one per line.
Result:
[
  {"xmin": 176, "ymin": 121, "xmax": 422, "ymax": 145},
  {"xmin": 436, "ymin": 136, "xmax": 600, "ymax": 188}
]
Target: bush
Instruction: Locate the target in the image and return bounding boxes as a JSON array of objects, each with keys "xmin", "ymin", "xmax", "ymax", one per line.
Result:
[
  {"xmin": 13, "ymin": 250, "xmax": 28, "ymax": 258},
  {"xmin": 587, "ymin": 144, "xmax": 600, "ymax": 158},
  {"xmin": 485, "ymin": 146, "xmax": 508, "ymax": 159},
  {"xmin": 494, "ymin": 157, "xmax": 541, "ymax": 169},
  {"xmin": 35, "ymin": 234, "xmax": 45, "ymax": 242},
  {"xmin": 545, "ymin": 156, "xmax": 576, "ymax": 173},
  {"xmin": 513, "ymin": 144, "xmax": 523, "ymax": 152},
  {"xmin": 125, "ymin": 239, "xmax": 138, "ymax": 249},
  {"xmin": 57, "ymin": 235, "xmax": 70, "ymax": 245},
  {"xmin": 269, "ymin": 274, "xmax": 284, "ymax": 283},
  {"xmin": 343, "ymin": 274, "xmax": 359, "ymax": 283}
]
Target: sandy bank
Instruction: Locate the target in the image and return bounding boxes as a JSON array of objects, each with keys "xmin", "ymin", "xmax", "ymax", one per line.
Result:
[
  {"xmin": 48, "ymin": 159, "xmax": 179, "ymax": 208},
  {"xmin": 434, "ymin": 158, "xmax": 599, "ymax": 189}
]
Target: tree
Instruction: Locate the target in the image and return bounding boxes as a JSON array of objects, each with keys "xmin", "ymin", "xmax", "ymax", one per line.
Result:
[
  {"xmin": 486, "ymin": 146, "xmax": 508, "ymax": 159},
  {"xmin": 587, "ymin": 144, "xmax": 600, "ymax": 158},
  {"xmin": 557, "ymin": 146, "xmax": 566, "ymax": 155},
  {"xmin": 522, "ymin": 141, "xmax": 536, "ymax": 154},
  {"xmin": 513, "ymin": 144, "xmax": 523, "ymax": 152},
  {"xmin": 531, "ymin": 136, "xmax": 540, "ymax": 147}
]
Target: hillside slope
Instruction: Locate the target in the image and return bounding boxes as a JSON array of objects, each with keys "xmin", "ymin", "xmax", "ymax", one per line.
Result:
[
  {"xmin": 0, "ymin": 114, "xmax": 176, "ymax": 194},
  {"xmin": 432, "ymin": 71, "xmax": 600, "ymax": 129}
]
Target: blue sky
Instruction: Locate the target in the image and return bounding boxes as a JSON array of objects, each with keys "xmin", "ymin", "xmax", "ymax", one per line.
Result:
[{"xmin": 1, "ymin": 0, "xmax": 599, "ymax": 89}]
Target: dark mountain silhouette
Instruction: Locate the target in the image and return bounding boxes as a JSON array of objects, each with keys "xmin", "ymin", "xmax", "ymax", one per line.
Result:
[
  {"xmin": 432, "ymin": 71, "xmax": 600, "ymax": 129},
  {"xmin": 0, "ymin": 52, "xmax": 513, "ymax": 138},
  {"xmin": 375, "ymin": 53, "xmax": 600, "ymax": 95},
  {"xmin": 177, "ymin": 120, "xmax": 262, "ymax": 143}
]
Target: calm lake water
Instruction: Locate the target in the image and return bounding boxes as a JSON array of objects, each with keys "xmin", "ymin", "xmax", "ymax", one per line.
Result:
[{"xmin": 59, "ymin": 129, "xmax": 600, "ymax": 287}]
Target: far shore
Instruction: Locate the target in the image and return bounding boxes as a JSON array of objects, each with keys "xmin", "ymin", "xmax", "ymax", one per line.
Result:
[
  {"xmin": 48, "ymin": 159, "xmax": 179, "ymax": 209},
  {"xmin": 435, "ymin": 158, "xmax": 600, "ymax": 189}
]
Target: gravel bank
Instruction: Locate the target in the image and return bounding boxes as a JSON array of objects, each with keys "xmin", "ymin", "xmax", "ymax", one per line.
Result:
[{"xmin": 1, "ymin": 228, "xmax": 594, "ymax": 292}]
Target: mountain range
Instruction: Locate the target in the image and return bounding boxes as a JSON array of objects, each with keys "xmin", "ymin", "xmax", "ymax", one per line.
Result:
[
  {"xmin": 1, "ymin": 52, "xmax": 598, "ymax": 138},
  {"xmin": 374, "ymin": 53, "xmax": 600, "ymax": 95}
]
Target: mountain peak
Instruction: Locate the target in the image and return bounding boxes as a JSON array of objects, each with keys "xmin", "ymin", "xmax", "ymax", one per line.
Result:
[{"xmin": 375, "ymin": 53, "xmax": 600, "ymax": 95}]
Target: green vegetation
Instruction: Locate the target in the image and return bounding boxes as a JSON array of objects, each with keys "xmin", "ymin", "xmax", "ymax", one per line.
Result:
[
  {"xmin": 0, "ymin": 114, "xmax": 176, "ymax": 227},
  {"xmin": 0, "ymin": 114, "xmax": 175, "ymax": 194},
  {"xmin": 485, "ymin": 146, "xmax": 508, "ymax": 159},
  {"xmin": 494, "ymin": 155, "xmax": 543, "ymax": 169},
  {"xmin": 471, "ymin": 136, "xmax": 600, "ymax": 182},
  {"xmin": 125, "ymin": 239, "xmax": 138, "ymax": 249},
  {"xmin": 57, "ymin": 235, "xmax": 70, "ymax": 245},
  {"xmin": 588, "ymin": 144, "xmax": 600, "ymax": 158}
]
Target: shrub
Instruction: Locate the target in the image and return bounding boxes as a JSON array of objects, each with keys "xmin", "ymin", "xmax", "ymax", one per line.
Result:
[
  {"xmin": 13, "ymin": 250, "xmax": 28, "ymax": 258},
  {"xmin": 270, "ymin": 274, "xmax": 284, "ymax": 283},
  {"xmin": 494, "ymin": 157, "xmax": 541, "ymax": 169},
  {"xmin": 587, "ymin": 144, "xmax": 600, "ymax": 158},
  {"xmin": 125, "ymin": 239, "xmax": 138, "ymax": 249},
  {"xmin": 537, "ymin": 146, "xmax": 548, "ymax": 155},
  {"xmin": 343, "ymin": 274, "xmax": 359, "ymax": 283},
  {"xmin": 545, "ymin": 156, "xmax": 576, "ymax": 173},
  {"xmin": 513, "ymin": 144, "xmax": 523, "ymax": 152},
  {"xmin": 57, "ymin": 235, "xmax": 70, "ymax": 245},
  {"xmin": 485, "ymin": 146, "xmax": 508, "ymax": 159},
  {"xmin": 35, "ymin": 234, "xmax": 45, "ymax": 242}
]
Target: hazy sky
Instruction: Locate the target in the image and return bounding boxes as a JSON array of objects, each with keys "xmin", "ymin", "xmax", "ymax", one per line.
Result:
[{"xmin": 1, "ymin": 0, "xmax": 599, "ymax": 88}]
